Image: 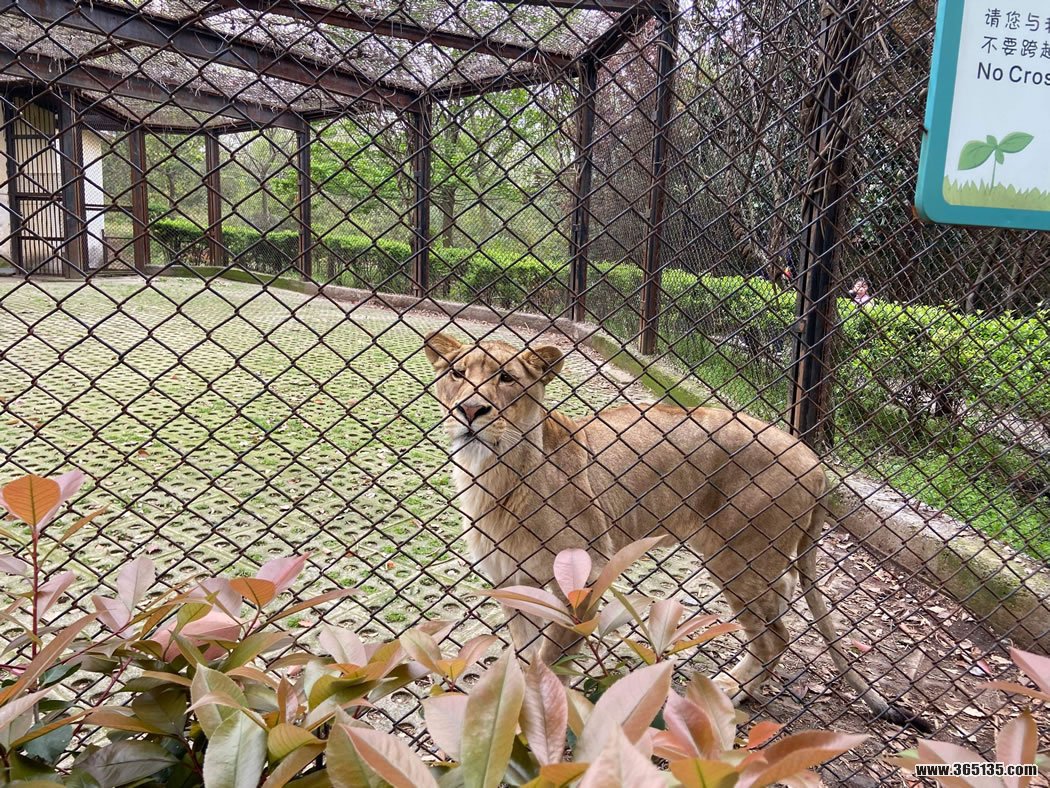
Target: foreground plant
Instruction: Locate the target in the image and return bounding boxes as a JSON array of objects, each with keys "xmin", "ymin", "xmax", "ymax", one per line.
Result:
[{"xmin": 0, "ymin": 471, "xmax": 871, "ymax": 786}]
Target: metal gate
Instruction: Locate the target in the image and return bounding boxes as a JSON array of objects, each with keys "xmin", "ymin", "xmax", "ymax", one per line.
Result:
[{"xmin": 4, "ymin": 96, "xmax": 67, "ymax": 275}]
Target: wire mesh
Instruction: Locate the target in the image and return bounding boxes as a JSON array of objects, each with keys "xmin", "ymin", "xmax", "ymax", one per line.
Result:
[{"xmin": 0, "ymin": 0, "xmax": 1047, "ymax": 783}]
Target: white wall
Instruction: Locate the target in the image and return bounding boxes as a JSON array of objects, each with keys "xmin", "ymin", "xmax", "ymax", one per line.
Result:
[{"xmin": 82, "ymin": 129, "xmax": 106, "ymax": 269}]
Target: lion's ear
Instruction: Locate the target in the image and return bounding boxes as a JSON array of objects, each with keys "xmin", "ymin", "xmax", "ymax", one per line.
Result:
[
  {"xmin": 526, "ymin": 345, "xmax": 564, "ymax": 384},
  {"xmin": 424, "ymin": 331, "xmax": 463, "ymax": 369}
]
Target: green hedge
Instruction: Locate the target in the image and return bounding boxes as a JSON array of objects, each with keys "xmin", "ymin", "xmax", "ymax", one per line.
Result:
[
  {"xmin": 150, "ymin": 217, "xmax": 1047, "ymax": 422},
  {"xmin": 153, "ymin": 218, "xmax": 412, "ymax": 292}
]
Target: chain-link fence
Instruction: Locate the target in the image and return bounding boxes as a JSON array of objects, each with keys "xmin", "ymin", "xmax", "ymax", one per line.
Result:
[{"xmin": 0, "ymin": 0, "xmax": 1048, "ymax": 783}]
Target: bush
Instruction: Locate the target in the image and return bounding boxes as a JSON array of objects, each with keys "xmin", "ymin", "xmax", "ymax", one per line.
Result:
[
  {"xmin": 0, "ymin": 471, "xmax": 877, "ymax": 787},
  {"xmin": 447, "ymin": 248, "xmax": 567, "ymax": 312}
]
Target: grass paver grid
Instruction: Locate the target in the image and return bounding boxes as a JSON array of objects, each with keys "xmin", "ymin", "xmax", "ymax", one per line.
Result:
[{"xmin": 0, "ymin": 276, "xmax": 662, "ymax": 634}]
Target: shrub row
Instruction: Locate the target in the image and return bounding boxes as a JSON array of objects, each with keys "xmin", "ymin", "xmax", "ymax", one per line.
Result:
[
  {"xmin": 150, "ymin": 217, "xmax": 1047, "ymax": 421},
  {"xmin": 153, "ymin": 217, "xmax": 412, "ymax": 291}
]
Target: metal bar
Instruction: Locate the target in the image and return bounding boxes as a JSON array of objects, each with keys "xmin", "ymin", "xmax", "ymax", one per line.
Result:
[
  {"xmin": 6, "ymin": 0, "xmax": 416, "ymax": 109},
  {"xmin": 482, "ymin": 0, "xmax": 643, "ymax": 13},
  {"xmin": 0, "ymin": 47, "xmax": 305, "ymax": 130},
  {"xmin": 568, "ymin": 59, "xmax": 597, "ymax": 323},
  {"xmin": 585, "ymin": 1, "xmax": 658, "ymax": 63},
  {"xmin": 57, "ymin": 93, "xmax": 87, "ymax": 278},
  {"xmin": 204, "ymin": 131, "xmax": 225, "ymax": 267},
  {"xmin": 787, "ymin": 0, "xmax": 866, "ymax": 448},
  {"xmin": 211, "ymin": 0, "xmax": 575, "ymax": 69},
  {"xmin": 128, "ymin": 126, "xmax": 150, "ymax": 273},
  {"xmin": 296, "ymin": 123, "xmax": 312, "ymax": 280},
  {"xmin": 408, "ymin": 98, "xmax": 432, "ymax": 297},
  {"xmin": 428, "ymin": 67, "xmax": 553, "ymax": 101},
  {"xmin": 637, "ymin": 7, "xmax": 676, "ymax": 356}
]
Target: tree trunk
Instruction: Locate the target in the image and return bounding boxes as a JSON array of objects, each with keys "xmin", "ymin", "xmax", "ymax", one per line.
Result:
[{"xmin": 438, "ymin": 185, "xmax": 456, "ymax": 247}]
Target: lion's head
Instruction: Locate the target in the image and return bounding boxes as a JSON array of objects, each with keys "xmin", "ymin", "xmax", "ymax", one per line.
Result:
[{"xmin": 424, "ymin": 331, "xmax": 564, "ymax": 452}]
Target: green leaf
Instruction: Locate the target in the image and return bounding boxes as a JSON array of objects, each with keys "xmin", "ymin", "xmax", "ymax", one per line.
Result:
[
  {"xmin": 131, "ymin": 687, "xmax": 187, "ymax": 737},
  {"xmin": 998, "ymin": 132, "xmax": 1034, "ymax": 153},
  {"xmin": 191, "ymin": 665, "xmax": 247, "ymax": 738},
  {"xmin": 326, "ymin": 724, "xmax": 384, "ymax": 788},
  {"xmin": 268, "ymin": 723, "xmax": 319, "ymax": 762},
  {"xmin": 460, "ymin": 651, "xmax": 525, "ymax": 788},
  {"xmin": 995, "ymin": 150, "xmax": 1005, "ymax": 165},
  {"xmin": 986, "ymin": 134, "xmax": 998, "ymax": 146},
  {"xmin": 22, "ymin": 724, "xmax": 73, "ymax": 766},
  {"xmin": 73, "ymin": 741, "xmax": 176, "ymax": 786},
  {"xmin": 958, "ymin": 141, "xmax": 995, "ymax": 170},
  {"xmin": 202, "ymin": 712, "xmax": 267, "ymax": 788}
]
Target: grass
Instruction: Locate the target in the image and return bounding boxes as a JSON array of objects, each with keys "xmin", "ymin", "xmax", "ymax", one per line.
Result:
[
  {"xmin": 834, "ymin": 407, "xmax": 1050, "ymax": 560},
  {"xmin": 943, "ymin": 177, "xmax": 1050, "ymax": 210},
  {"xmin": 0, "ymin": 275, "xmax": 647, "ymax": 632}
]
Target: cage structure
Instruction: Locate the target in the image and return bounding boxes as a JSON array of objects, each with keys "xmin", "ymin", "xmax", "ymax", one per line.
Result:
[
  {"xmin": 0, "ymin": 0, "xmax": 671, "ymax": 334},
  {"xmin": 1, "ymin": 0, "xmax": 1049, "ymax": 785}
]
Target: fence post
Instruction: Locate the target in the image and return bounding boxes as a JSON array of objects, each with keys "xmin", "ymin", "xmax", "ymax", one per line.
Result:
[
  {"xmin": 788, "ymin": 0, "xmax": 866, "ymax": 447},
  {"xmin": 409, "ymin": 97, "xmax": 432, "ymax": 297},
  {"xmin": 128, "ymin": 126, "xmax": 150, "ymax": 273},
  {"xmin": 568, "ymin": 58, "xmax": 597, "ymax": 323},
  {"xmin": 204, "ymin": 131, "xmax": 225, "ymax": 267},
  {"xmin": 57, "ymin": 93, "xmax": 87, "ymax": 278},
  {"xmin": 638, "ymin": 3, "xmax": 676, "ymax": 356},
  {"xmin": 295, "ymin": 122, "xmax": 312, "ymax": 280}
]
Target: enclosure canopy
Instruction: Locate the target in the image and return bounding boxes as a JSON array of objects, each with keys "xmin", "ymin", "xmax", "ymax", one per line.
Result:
[{"xmin": 0, "ymin": 0, "xmax": 661, "ymax": 131}]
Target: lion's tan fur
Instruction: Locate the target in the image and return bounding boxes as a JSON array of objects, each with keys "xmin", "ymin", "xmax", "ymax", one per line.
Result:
[{"xmin": 424, "ymin": 332, "xmax": 915, "ymax": 724}]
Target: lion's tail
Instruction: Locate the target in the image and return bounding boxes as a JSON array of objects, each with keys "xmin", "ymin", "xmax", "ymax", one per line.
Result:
[{"xmin": 796, "ymin": 491, "xmax": 932, "ymax": 733}]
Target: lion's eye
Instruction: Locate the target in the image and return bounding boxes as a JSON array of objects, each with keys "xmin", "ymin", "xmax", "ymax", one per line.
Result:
[
  {"xmin": 499, "ymin": 372, "xmax": 514, "ymax": 384},
  {"xmin": 450, "ymin": 368, "xmax": 464, "ymax": 379}
]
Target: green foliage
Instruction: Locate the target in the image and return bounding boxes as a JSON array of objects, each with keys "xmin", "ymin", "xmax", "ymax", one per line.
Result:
[
  {"xmin": 957, "ymin": 132, "xmax": 1034, "ymax": 187},
  {"xmin": 0, "ymin": 472, "xmax": 873, "ymax": 788},
  {"xmin": 943, "ymin": 177, "xmax": 1050, "ymax": 210}
]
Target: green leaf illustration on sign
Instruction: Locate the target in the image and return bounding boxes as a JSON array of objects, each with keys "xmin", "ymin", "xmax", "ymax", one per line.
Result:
[{"xmin": 958, "ymin": 132, "xmax": 1034, "ymax": 187}]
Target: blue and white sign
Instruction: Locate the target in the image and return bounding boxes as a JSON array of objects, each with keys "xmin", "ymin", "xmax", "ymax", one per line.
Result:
[{"xmin": 916, "ymin": 0, "xmax": 1050, "ymax": 230}]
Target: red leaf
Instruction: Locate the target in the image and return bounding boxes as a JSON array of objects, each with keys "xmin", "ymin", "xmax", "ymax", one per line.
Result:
[
  {"xmin": 1, "ymin": 475, "xmax": 60, "ymax": 528},
  {"xmin": 476, "ymin": 586, "xmax": 575, "ymax": 628},
  {"xmin": 521, "ymin": 658, "xmax": 568, "ymax": 766},
  {"xmin": 747, "ymin": 720, "xmax": 784, "ymax": 749},
  {"xmin": 36, "ymin": 571, "xmax": 75, "ymax": 616},
  {"xmin": 230, "ymin": 577, "xmax": 277, "ymax": 608},
  {"xmin": 422, "ymin": 693, "xmax": 467, "ymax": 761},
  {"xmin": 553, "ymin": 549, "xmax": 592, "ymax": 599},
  {"xmin": 1010, "ymin": 647, "xmax": 1050, "ymax": 695},
  {"xmin": 850, "ymin": 639, "xmax": 872, "ymax": 654},
  {"xmin": 578, "ymin": 727, "xmax": 665, "ymax": 788},
  {"xmin": 336, "ymin": 725, "xmax": 439, "ymax": 788},
  {"xmin": 117, "ymin": 556, "xmax": 155, "ymax": 612},
  {"xmin": 737, "ymin": 731, "xmax": 869, "ymax": 788},
  {"xmin": 256, "ymin": 554, "xmax": 309, "ymax": 594},
  {"xmin": 577, "ymin": 661, "xmax": 674, "ymax": 762},
  {"xmin": 996, "ymin": 710, "xmax": 1037, "ymax": 788},
  {"xmin": 589, "ymin": 536, "xmax": 667, "ymax": 602}
]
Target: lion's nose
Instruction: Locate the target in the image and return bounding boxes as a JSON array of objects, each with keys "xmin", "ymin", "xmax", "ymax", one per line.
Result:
[{"xmin": 458, "ymin": 403, "xmax": 492, "ymax": 424}]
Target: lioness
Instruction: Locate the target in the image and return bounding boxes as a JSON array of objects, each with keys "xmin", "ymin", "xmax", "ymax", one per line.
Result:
[{"xmin": 425, "ymin": 331, "xmax": 924, "ymax": 728}]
